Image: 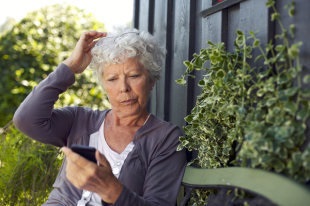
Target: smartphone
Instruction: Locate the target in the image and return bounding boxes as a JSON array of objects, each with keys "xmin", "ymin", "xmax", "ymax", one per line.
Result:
[{"xmin": 70, "ymin": 144, "xmax": 97, "ymax": 163}]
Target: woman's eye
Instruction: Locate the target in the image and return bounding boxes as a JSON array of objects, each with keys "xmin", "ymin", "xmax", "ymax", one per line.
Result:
[
  {"xmin": 107, "ymin": 78, "xmax": 116, "ymax": 81},
  {"xmin": 130, "ymin": 74, "xmax": 140, "ymax": 78}
]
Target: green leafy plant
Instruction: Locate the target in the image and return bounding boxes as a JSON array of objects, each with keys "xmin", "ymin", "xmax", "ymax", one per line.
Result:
[
  {"xmin": 177, "ymin": 0, "xmax": 309, "ymax": 204},
  {"xmin": 0, "ymin": 4, "xmax": 106, "ymax": 127},
  {"xmin": 0, "ymin": 4, "xmax": 109, "ymax": 205},
  {"xmin": 0, "ymin": 124, "xmax": 62, "ymax": 205}
]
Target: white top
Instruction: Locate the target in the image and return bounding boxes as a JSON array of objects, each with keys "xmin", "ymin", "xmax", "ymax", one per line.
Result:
[{"xmin": 77, "ymin": 121, "xmax": 135, "ymax": 206}]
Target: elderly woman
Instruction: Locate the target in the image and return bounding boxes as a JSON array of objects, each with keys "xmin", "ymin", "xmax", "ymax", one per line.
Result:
[{"xmin": 13, "ymin": 29, "xmax": 187, "ymax": 206}]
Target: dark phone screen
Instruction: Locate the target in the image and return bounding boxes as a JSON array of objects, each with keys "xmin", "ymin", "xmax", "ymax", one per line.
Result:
[{"xmin": 71, "ymin": 144, "xmax": 97, "ymax": 163}]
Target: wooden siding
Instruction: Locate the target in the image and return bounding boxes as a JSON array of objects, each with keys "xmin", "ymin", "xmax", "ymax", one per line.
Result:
[{"xmin": 133, "ymin": 0, "xmax": 310, "ymax": 129}]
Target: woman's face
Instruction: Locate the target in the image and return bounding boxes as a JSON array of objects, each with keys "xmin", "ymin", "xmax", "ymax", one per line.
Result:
[{"xmin": 101, "ymin": 57, "xmax": 154, "ymax": 118}]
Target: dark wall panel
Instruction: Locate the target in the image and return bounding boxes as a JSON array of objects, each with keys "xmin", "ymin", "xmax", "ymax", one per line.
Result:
[
  {"xmin": 239, "ymin": 0, "xmax": 270, "ymax": 50},
  {"xmin": 239, "ymin": 0, "xmax": 269, "ymax": 42},
  {"xmin": 226, "ymin": 4, "xmax": 240, "ymax": 51},
  {"xmin": 150, "ymin": 0, "xmax": 169, "ymax": 120},
  {"xmin": 276, "ymin": 0, "xmax": 310, "ymax": 144},
  {"xmin": 188, "ymin": 0, "xmax": 210, "ymax": 109},
  {"xmin": 203, "ymin": 12, "xmax": 223, "ymax": 44},
  {"xmin": 138, "ymin": 0, "xmax": 150, "ymax": 31},
  {"xmin": 276, "ymin": 0, "xmax": 310, "ymax": 69},
  {"xmin": 134, "ymin": 0, "xmax": 310, "ymax": 132},
  {"xmin": 168, "ymin": 0, "xmax": 191, "ymax": 127},
  {"xmin": 197, "ymin": 0, "xmax": 212, "ymax": 50}
]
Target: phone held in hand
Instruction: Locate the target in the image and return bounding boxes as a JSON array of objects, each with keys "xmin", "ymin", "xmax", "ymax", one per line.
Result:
[{"xmin": 71, "ymin": 144, "xmax": 97, "ymax": 163}]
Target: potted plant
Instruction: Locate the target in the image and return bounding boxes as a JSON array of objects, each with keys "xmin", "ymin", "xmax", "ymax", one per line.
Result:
[{"xmin": 176, "ymin": 0, "xmax": 310, "ymax": 204}]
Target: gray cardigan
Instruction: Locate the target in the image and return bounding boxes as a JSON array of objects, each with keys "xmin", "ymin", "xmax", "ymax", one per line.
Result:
[{"xmin": 13, "ymin": 64, "xmax": 187, "ymax": 206}]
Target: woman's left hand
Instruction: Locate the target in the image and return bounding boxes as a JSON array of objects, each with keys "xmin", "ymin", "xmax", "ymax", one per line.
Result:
[{"xmin": 61, "ymin": 147, "xmax": 123, "ymax": 204}]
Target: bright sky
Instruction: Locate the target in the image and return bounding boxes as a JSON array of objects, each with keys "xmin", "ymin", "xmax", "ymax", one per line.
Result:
[{"xmin": 0, "ymin": 0, "xmax": 134, "ymax": 31}]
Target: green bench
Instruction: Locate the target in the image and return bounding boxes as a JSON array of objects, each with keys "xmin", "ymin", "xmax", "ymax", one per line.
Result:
[{"xmin": 178, "ymin": 166, "xmax": 310, "ymax": 206}]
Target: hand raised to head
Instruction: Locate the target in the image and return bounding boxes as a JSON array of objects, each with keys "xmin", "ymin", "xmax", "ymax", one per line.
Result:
[{"xmin": 63, "ymin": 31, "xmax": 106, "ymax": 74}]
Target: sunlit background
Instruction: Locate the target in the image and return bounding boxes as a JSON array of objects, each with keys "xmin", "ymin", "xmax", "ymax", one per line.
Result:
[
  {"xmin": 0, "ymin": 0, "xmax": 134, "ymax": 31},
  {"xmin": 0, "ymin": 1, "xmax": 134, "ymax": 204}
]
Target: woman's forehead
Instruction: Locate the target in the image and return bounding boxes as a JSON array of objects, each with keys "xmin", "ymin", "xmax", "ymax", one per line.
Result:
[{"xmin": 103, "ymin": 58, "xmax": 145, "ymax": 74}]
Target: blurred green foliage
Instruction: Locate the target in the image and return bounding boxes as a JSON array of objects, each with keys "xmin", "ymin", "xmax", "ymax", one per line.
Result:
[
  {"xmin": 0, "ymin": 4, "xmax": 107, "ymax": 127},
  {"xmin": 0, "ymin": 124, "xmax": 61, "ymax": 205},
  {"xmin": 0, "ymin": 4, "xmax": 110, "ymax": 205}
]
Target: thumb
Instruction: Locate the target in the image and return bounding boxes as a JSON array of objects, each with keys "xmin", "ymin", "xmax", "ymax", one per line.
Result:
[
  {"xmin": 61, "ymin": 147, "xmax": 71, "ymax": 156},
  {"xmin": 95, "ymin": 150, "xmax": 111, "ymax": 168}
]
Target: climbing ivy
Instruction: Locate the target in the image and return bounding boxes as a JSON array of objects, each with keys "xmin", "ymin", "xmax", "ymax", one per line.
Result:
[{"xmin": 177, "ymin": 0, "xmax": 310, "ymax": 183}]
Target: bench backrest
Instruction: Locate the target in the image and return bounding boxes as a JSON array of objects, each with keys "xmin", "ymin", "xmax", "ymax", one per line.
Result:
[{"xmin": 179, "ymin": 166, "xmax": 310, "ymax": 206}]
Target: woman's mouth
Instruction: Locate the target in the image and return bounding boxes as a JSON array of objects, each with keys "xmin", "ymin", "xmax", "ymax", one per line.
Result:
[{"xmin": 120, "ymin": 99, "xmax": 137, "ymax": 105}]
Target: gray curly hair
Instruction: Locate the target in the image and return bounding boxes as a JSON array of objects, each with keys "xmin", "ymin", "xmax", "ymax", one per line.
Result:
[{"xmin": 90, "ymin": 28, "xmax": 166, "ymax": 83}]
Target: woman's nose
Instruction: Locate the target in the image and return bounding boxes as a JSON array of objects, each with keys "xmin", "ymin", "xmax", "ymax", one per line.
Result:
[{"xmin": 119, "ymin": 78, "xmax": 130, "ymax": 92}]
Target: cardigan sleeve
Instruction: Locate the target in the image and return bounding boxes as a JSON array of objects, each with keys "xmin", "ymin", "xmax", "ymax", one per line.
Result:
[
  {"xmin": 114, "ymin": 124, "xmax": 187, "ymax": 206},
  {"xmin": 13, "ymin": 63, "xmax": 76, "ymax": 147}
]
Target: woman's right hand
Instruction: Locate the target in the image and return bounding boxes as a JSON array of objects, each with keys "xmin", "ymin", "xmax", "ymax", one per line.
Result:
[
  {"xmin": 61, "ymin": 147, "xmax": 123, "ymax": 204},
  {"xmin": 63, "ymin": 31, "xmax": 106, "ymax": 74}
]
